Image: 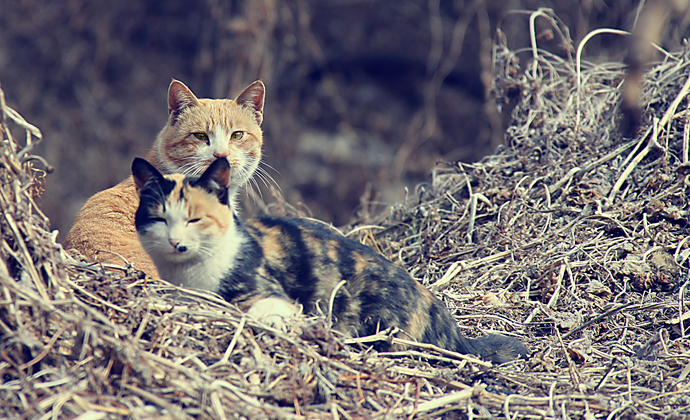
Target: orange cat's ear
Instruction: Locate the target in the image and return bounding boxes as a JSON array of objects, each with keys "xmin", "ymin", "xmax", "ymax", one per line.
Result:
[
  {"xmin": 132, "ymin": 158, "xmax": 164, "ymax": 194},
  {"xmin": 168, "ymin": 80, "xmax": 200, "ymax": 122},
  {"xmin": 235, "ymin": 81, "xmax": 265, "ymax": 126}
]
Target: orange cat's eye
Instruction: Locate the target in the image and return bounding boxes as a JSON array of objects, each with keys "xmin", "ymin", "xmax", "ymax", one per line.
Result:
[
  {"xmin": 230, "ymin": 131, "xmax": 244, "ymax": 141},
  {"xmin": 193, "ymin": 133, "xmax": 209, "ymax": 143}
]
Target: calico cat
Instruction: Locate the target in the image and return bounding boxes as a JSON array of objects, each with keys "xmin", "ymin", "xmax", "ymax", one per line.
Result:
[
  {"xmin": 132, "ymin": 157, "xmax": 528, "ymax": 364},
  {"xmin": 63, "ymin": 80, "xmax": 265, "ymax": 276}
]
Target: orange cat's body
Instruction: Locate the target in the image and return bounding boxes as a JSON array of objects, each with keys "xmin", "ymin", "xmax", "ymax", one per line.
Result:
[
  {"xmin": 63, "ymin": 80, "xmax": 265, "ymax": 277},
  {"xmin": 64, "ymin": 177, "xmax": 152, "ymax": 272}
]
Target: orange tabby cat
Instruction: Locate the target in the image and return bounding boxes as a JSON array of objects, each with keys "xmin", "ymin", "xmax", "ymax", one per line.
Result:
[{"xmin": 63, "ymin": 80, "xmax": 265, "ymax": 276}]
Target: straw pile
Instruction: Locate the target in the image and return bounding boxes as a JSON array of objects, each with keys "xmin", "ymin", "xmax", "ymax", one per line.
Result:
[{"xmin": 2, "ymin": 10, "xmax": 690, "ymax": 419}]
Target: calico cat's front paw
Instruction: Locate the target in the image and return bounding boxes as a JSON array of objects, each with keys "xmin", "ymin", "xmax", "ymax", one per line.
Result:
[{"xmin": 247, "ymin": 297, "xmax": 298, "ymax": 330}]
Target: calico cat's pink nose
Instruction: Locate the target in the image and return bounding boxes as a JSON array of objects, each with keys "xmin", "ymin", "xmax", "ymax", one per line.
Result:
[{"xmin": 169, "ymin": 239, "xmax": 187, "ymax": 253}]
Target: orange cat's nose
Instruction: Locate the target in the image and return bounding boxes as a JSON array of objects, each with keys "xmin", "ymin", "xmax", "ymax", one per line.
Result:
[{"xmin": 213, "ymin": 151, "xmax": 229, "ymax": 158}]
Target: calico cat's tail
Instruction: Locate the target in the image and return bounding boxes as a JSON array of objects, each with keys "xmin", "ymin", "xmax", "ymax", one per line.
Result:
[{"xmin": 458, "ymin": 334, "xmax": 529, "ymax": 364}]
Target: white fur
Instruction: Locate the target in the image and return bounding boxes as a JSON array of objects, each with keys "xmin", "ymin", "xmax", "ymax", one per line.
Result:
[
  {"xmin": 208, "ymin": 126, "xmax": 232, "ymax": 160},
  {"xmin": 247, "ymin": 297, "xmax": 298, "ymax": 330}
]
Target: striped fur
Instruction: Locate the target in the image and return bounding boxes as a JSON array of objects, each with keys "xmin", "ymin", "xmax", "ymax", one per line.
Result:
[{"xmin": 133, "ymin": 158, "xmax": 528, "ymax": 364}]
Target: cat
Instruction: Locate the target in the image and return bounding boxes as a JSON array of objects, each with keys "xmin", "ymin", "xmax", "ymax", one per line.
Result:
[
  {"xmin": 63, "ymin": 79, "xmax": 265, "ymax": 277},
  {"xmin": 131, "ymin": 157, "xmax": 528, "ymax": 364}
]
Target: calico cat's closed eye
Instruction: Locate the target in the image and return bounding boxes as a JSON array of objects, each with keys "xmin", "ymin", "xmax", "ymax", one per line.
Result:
[
  {"xmin": 152, "ymin": 217, "xmax": 167, "ymax": 224},
  {"xmin": 188, "ymin": 218, "xmax": 201, "ymax": 224},
  {"xmin": 230, "ymin": 131, "xmax": 244, "ymax": 141},
  {"xmin": 193, "ymin": 132, "xmax": 210, "ymax": 144}
]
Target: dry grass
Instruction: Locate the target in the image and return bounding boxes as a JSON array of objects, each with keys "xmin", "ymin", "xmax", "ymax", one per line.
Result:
[{"xmin": 2, "ymin": 9, "xmax": 690, "ymax": 419}]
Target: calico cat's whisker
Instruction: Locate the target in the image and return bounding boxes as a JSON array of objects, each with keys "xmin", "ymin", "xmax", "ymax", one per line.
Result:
[
  {"xmin": 196, "ymin": 248, "xmax": 214, "ymax": 260},
  {"xmin": 197, "ymin": 242, "xmax": 215, "ymax": 253}
]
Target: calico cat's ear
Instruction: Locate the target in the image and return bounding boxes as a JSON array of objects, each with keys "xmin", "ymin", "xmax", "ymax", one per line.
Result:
[
  {"xmin": 132, "ymin": 158, "xmax": 165, "ymax": 194},
  {"xmin": 235, "ymin": 81, "xmax": 265, "ymax": 126},
  {"xmin": 194, "ymin": 158, "xmax": 231, "ymax": 205},
  {"xmin": 168, "ymin": 80, "xmax": 200, "ymax": 123}
]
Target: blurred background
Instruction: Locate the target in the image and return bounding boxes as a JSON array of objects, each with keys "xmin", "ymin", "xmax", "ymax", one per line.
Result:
[{"xmin": 1, "ymin": 0, "xmax": 688, "ymax": 239}]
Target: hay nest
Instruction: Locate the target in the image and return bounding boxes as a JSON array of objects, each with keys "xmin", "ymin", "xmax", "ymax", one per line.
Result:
[{"xmin": 2, "ymin": 11, "xmax": 690, "ymax": 419}]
